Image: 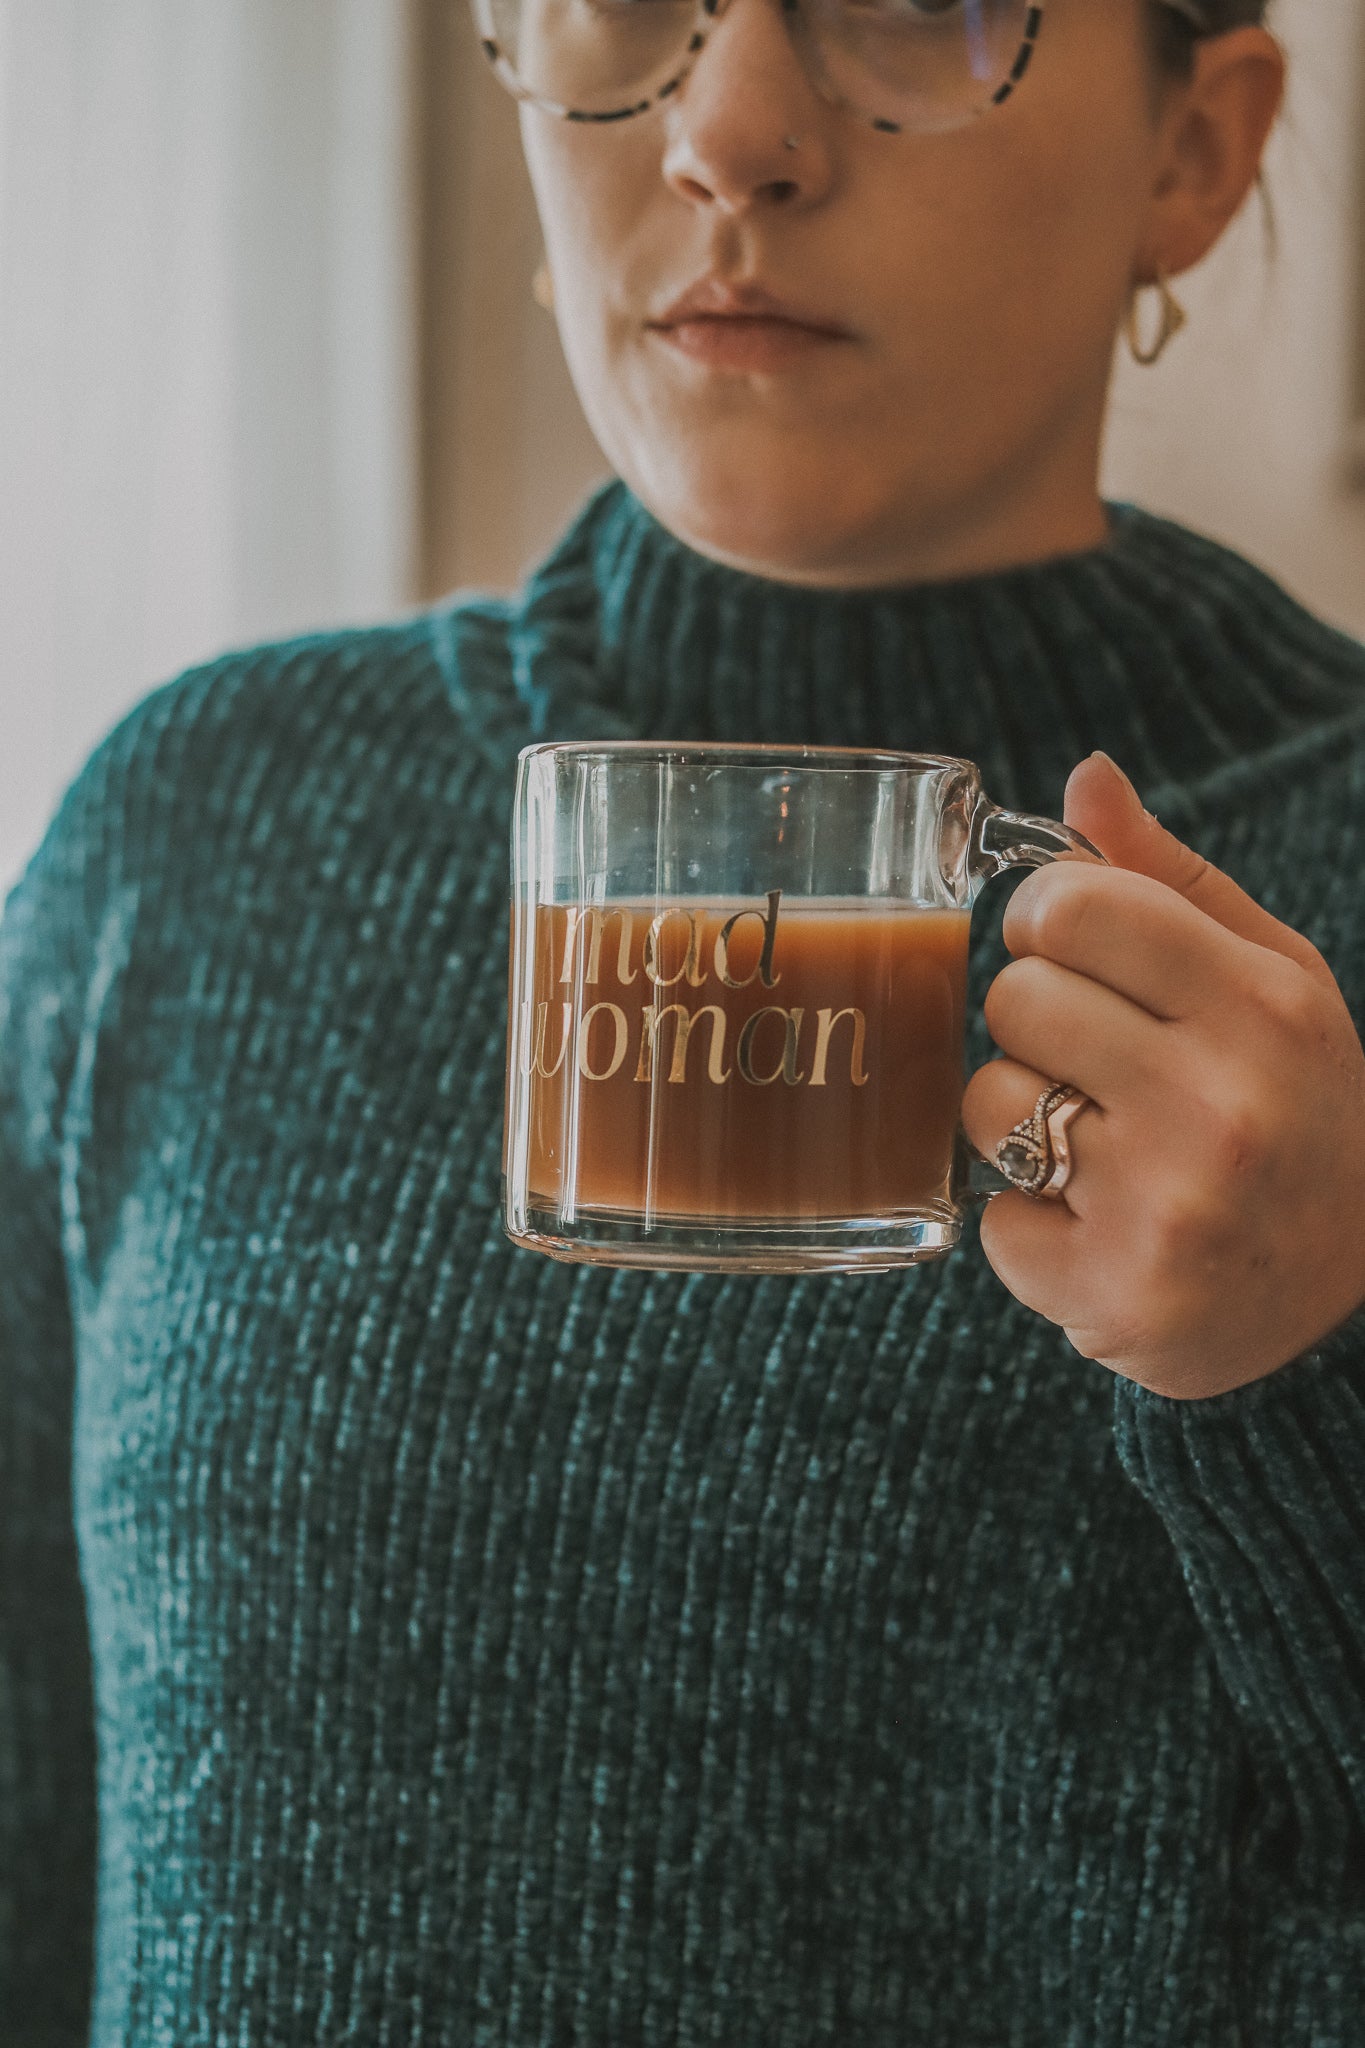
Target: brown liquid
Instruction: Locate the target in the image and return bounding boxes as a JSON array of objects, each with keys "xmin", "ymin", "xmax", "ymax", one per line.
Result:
[{"xmin": 510, "ymin": 895, "xmax": 970, "ymax": 1223}]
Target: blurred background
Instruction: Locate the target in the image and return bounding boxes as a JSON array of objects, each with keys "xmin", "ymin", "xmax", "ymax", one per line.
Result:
[{"xmin": 1, "ymin": 0, "xmax": 1363, "ymax": 892}]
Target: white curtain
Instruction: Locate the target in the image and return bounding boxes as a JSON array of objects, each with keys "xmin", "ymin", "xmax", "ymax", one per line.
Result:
[{"xmin": 0, "ymin": 0, "xmax": 416, "ymax": 894}]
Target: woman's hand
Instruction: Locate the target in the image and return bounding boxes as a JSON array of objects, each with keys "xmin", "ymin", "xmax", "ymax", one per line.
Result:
[{"xmin": 959, "ymin": 751, "xmax": 1365, "ymax": 1401}]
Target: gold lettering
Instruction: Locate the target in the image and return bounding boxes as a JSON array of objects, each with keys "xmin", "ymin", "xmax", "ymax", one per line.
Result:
[
  {"xmin": 642, "ymin": 907, "xmax": 706, "ymax": 988},
  {"xmin": 558, "ymin": 906, "xmax": 637, "ymax": 987},
  {"xmin": 523, "ymin": 999, "xmax": 571, "ymax": 1079},
  {"xmin": 714, "ymin": 889, "xmax": 782, "ymax": 989},
  {"xmin": 576, "ymin": 1001, "xmax": 628, "ymax": 1081},
  {"xmin": 635, "ymin": 1003, "xmax": 732, "ymax": 1085},
  {"xmin": 735, "ymin": 1005, "xmax": 805, "ymax": 1086},
  {"xmin": 810, "ymin": 1006, "xmax": 869, "ymax": 1088}
]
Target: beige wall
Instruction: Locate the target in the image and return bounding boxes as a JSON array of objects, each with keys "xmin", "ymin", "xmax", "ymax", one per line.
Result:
[
  {"xmin": 414, "ymin": 0, "xmax": 611, "ymax": 600},
  {"xmin": 1101, "ymin": 0, "xmax": 1365, "ymax": 639},
  {"xmin": 425, "ymin": 0, "xmax": 1365, "ymax": 638}
]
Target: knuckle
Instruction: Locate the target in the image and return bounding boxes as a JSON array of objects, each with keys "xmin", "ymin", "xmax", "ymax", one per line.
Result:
[
  {"xmin": 958, "ymin": 1065, "xmax": 990, "ymax": 1132},
  {"xmin": 1257, "ymin": 956, "xmax": 1320, "ymax": 1038},
  {"xmin": 1204, "ymin": 1082, "xmax": 1272, "ymax": 1184},
  {"xmin": 1024, "ymin": 871, "xmax": 1093, "ymax": 959},
  {"xmin": 1146, "ymin": 1183, "xmax": 1232, "ymax": 1274},
  {"xmin": 1111, "ymin": 1080, "xmax": 1271, "ymax": 1286},
  {"xmin": 1164, "ymin": 839, "xmax": 1212, "ymax": 899},
  {"xmin": 984, "ymin": 955, "xmax": 1047, "ymax": 1038},
  {"xmin": 981, "ymin": 967, "xmax": 1011, "ymax": 1038}
]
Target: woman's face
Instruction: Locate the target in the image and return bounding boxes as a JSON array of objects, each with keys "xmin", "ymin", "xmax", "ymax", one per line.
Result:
[{"xmin": 518, "ymin": 1, "xmax": 1197, "ymax": 585}]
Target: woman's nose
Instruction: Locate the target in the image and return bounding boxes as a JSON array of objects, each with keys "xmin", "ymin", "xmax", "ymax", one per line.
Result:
[{"xmin": 659, "ymin": 0, "xmax": 837, "ymax": 214}]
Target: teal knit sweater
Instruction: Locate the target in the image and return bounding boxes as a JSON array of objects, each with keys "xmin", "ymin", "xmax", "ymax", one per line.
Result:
[{"xmin": 5, "ymin": 476, "xmax": 1365, "ymax": 2048}]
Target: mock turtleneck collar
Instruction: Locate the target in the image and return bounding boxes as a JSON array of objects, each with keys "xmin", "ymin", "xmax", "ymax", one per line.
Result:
[{"xmin": 503, "ymin": 475, "xmax": 1363, "ymax": 821}]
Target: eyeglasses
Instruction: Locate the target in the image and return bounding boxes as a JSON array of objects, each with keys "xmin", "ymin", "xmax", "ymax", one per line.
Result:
[{"xmin": 468, "ymin": 0, "xmax": 1215, "ymax": 139}]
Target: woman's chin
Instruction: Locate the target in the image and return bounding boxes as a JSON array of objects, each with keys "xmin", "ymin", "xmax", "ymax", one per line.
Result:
[{"xmin": 623, "ymin": 455, "xmax": 889, "ymax": 587}]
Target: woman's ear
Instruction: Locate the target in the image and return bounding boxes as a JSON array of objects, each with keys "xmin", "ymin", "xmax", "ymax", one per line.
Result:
[{"xmin": 1141, "ymin": 26, "xmax": 1287, "ymax": 276}]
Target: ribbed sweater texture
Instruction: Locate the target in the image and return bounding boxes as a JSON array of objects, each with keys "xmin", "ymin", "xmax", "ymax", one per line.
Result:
[{"xmin": 4, "ymin": 477, "xmax": 1365, "ymax": 2048}]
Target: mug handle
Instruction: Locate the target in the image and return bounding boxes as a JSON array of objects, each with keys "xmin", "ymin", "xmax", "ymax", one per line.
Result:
[{"xmin": 955, "ymin": 798, "xmax": 1109, "ymax": 1205}]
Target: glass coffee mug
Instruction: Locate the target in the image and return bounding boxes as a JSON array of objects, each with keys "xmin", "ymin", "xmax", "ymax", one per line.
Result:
[{"xmin": 503, "ymin": 743, "xmax": 1105, "ymax": 1274}]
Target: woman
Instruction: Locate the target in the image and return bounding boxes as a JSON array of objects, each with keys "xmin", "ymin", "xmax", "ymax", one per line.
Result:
[{"xmin": 3, "ymin": 0, "xmax": 1364, "ymax": 2040}]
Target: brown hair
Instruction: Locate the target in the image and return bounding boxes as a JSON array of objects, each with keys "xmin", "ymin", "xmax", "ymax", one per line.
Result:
[{"xmin": 1146, "ymin": 0, "xmax": 1270, "ymax": 79}]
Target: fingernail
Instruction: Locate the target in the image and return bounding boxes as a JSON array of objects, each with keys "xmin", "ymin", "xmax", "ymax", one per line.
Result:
[{"xmin": 1090, "ymin": 750, "xmax": 1139, "ymax": 803}]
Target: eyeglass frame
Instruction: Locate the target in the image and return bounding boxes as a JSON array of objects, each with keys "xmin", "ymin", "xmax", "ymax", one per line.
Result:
[{"xmin": 470, "ymin": 0, "xmax": 1216, "ymax": 135}]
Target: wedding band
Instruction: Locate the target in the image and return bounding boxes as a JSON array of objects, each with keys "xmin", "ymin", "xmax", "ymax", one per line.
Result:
[{"xmin": 994, "ymin": 1082, "xmax": 1091, "ymax": 1200}]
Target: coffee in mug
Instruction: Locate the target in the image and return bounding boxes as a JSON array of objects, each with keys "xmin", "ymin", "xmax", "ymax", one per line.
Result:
[{"xmin": 503, "ymin": 744, "xmax": 1102, "ymax": 1274}]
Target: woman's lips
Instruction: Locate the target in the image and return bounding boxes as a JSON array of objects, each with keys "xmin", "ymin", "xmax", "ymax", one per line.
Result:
[{"xmin": 649, "ymin": 315, "xmax": 852, "ymax": 371}]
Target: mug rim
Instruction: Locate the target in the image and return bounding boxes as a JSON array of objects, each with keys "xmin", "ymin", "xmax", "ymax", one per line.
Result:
[{"xmin": 518, "ymin": 740, "xmax": 977, "ymax": 775}]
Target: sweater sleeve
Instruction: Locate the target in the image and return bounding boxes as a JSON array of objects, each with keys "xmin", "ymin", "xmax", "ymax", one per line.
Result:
[
  {"xmin": 1111, "ymin": 1303, "xmax": 1365, "ymax": 2040},
  {"xmin": 0, "ymin": 780, "xmax": 106, "ymax": 2045}
]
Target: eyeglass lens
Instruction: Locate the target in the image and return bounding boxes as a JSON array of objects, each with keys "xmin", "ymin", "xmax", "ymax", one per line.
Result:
[{"xmin": 474, "ymin": 0, "xmax": 1039, "ymax": 135}]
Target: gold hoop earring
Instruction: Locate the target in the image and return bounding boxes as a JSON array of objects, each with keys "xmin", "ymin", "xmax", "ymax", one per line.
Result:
[
  {"xmin": 1126, "ymin": 266, "xmax": 1187, "ymax": 367},
  {"xmin": 532, "ymin": 261, "xmax": 555, "ymax": 312}
]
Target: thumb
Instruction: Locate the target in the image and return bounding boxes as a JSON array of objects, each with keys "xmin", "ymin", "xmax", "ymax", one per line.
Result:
[{"xmin": 1063, "ymin": 751, "xmax": 1330, "ymax": 979}]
